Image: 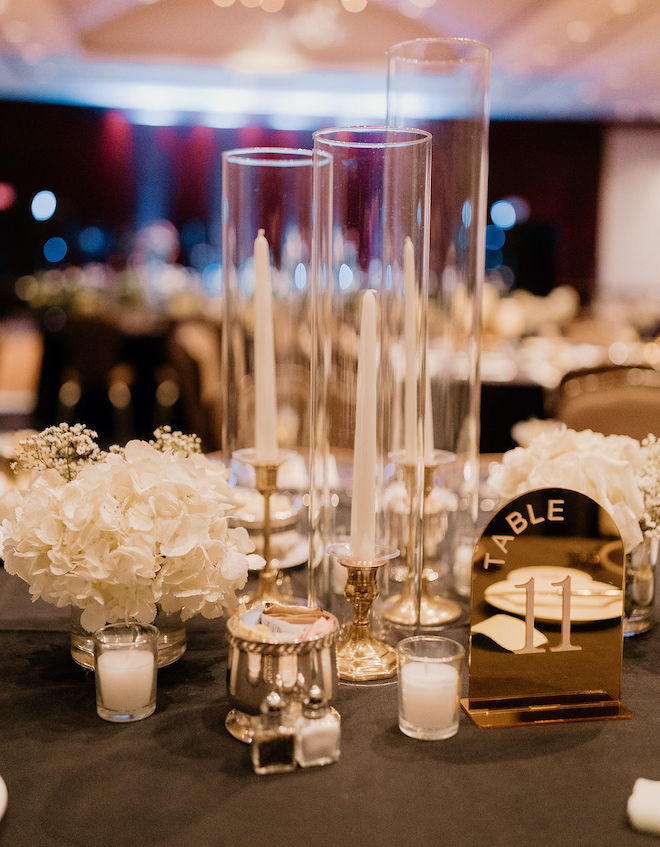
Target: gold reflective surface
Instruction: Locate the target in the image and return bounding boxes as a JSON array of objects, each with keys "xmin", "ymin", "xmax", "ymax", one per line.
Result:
[{"xmin": 461, "ymin": 487, "xmax": 631, "ymax": 727}]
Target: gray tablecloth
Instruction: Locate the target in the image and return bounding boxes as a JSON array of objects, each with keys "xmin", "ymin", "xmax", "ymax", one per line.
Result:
[
  {"xmin": 0, "ymin": 568, "xmax": 70, "ymax": 631},
  {"xmin": 1, "ymin": 566, "xmax": 659, "ymax": 847}
]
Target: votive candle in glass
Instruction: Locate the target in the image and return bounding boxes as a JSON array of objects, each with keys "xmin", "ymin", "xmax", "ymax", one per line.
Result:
[
  {"xmin": 397, "ymin": 635, "xmax": 464, "ymax": 739},
  {"xmin": 94, "ymin": 622, "xmax": 158, "ymax": 723}
]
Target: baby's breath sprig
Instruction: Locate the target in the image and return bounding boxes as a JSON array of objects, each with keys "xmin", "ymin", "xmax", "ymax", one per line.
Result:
[
  {"xmin": 12, "ymin": 423, "xmax": 106, "ymax": 482},
  {"xmin": 637, "ymin": 434, "xmax": 660, "ymax": 539},
  {"xmin": 149, "ymin": 425, "xmax": 202, "ymax": 457}
]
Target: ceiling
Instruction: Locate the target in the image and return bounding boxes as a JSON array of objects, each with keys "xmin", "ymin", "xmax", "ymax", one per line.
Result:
[{"xmin": 0, "ymin": 0, "xmax": 659, "ymax": 124}]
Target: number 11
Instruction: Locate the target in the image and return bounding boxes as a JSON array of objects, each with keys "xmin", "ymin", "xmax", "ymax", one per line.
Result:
[{"xmin": 513, "ymin": 575, "xmax": 582, "ymax": 654}]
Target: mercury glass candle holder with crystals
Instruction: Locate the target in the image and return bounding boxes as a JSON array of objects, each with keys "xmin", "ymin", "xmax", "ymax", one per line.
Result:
[
  {"xmin": 387, "ymin": 38, "xmax": 491, "ymax": 600},
  {"xmin": 222, "ymin": 148, "xmax": 325, "ymax": 606},
  {"xmin": 309, "ymin": 127, "xmax": 431, "ymax": 676}
]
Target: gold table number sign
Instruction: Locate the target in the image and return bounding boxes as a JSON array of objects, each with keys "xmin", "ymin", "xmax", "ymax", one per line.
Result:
[{"xmin": 461, "ymin": 487, "xmax": 632, "ymax": 727}]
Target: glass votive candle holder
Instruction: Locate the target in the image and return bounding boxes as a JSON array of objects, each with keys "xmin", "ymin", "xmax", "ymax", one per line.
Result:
[
  {"xmin": 94, "ymin": 623, "xmax": 158, "ymax": 723},
  {"xmin": 397, "ymin": 636, "xmax": 464, "ymax": 740}
]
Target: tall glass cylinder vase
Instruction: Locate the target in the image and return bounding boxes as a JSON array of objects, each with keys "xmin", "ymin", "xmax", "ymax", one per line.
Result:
[
  {"xmin": 222, "ymin": 148, "xmax": 324, "ymax": 606},
  {"xmin": 310, "ymin": 127, "xmax": 431, "ymax": 668},
  {"xmin": 387, "ymin": 38, "xmax": 491, "ymax": 600}
]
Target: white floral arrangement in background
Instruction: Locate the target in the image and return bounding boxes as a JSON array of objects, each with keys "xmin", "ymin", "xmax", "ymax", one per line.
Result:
[
  {"xmin": 0, "ymin": 424, "xmax": 262, "ymax": 632},
  {"xmin": 488, "ymin": 425, "xmax": 660, "ymax": 554}
]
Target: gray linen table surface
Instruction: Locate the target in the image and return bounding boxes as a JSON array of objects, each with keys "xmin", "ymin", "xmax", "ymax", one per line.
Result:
[{"xmin": 1, "ymin": 567, "xmax": 659, "ymax": 847}]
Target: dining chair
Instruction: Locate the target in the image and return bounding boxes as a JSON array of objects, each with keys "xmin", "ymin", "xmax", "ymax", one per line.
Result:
[
  {"xmin": 166, "ymin": 320, "xmax": 223, "ymax": 452},
  {"xmin": 554, "ymin": 364, "xmax": 660, "ymax": 440}
]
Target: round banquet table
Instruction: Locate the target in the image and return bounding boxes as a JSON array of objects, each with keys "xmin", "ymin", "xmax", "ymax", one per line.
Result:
[{"xmin": 0, "ymin": 567, "xmax": 659, "ymax": 847}]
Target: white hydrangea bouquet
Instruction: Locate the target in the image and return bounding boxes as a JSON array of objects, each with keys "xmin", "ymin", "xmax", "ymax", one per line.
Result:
[
  {"xmin": 487, "ymin": 425, "xmax": 660, "ymax": 554},
  {"xmin": 0, "ymin": 424, "xmax": 263, "ymax": 632}
]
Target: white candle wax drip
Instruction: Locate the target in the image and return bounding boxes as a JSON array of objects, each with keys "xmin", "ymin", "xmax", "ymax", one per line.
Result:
[
  {"xmin": 400, "ymin": 661, "xmax": 459, "ymax": 731},
  {"xmin": 253, "ymin": 228, "xmax": 278, "ymax": 463},
  {"xmin": 350, "ymin": 289, "xmax": 377, "ymax": 562},
  {"xmin": 97, "ymin": 649, "xmax": 155, "ymax": 712}
]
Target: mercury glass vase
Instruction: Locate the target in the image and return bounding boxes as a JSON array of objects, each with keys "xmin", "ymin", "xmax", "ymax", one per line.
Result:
[
  {"xmin": 387, "ymin": 38, "xmax": 491, "ymax": 599},
  {"xmin": 70, "ymin": 606, "xmax": 187, "ymax": 669}
]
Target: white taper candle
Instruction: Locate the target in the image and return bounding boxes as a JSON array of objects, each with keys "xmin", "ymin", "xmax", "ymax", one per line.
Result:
[
  {"xmin": 350, "ymin": 289, "xmax": 377, "ymax": 561},
  {"xmin": 404, "ymin": 236, "xmax": 417, "ymax": 464},
  {"xmin": 424, "ymin": 360, "xmax": 434, "ymax": 465},
  {"xmin": 254, "ymin": 228, "xmax": 278, "ymax": 463}
]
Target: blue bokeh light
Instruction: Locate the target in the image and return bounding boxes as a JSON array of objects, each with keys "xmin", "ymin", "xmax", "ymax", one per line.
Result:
[
  {"xmin": 490, "ymin": 200, "xmax": 517, "ymax": 230},
  {"xmin": 31, "ymin": 190, "xmax": 57, "ymax": 221},
  {"xmin": 294, "ymin": 262, "xmax": 307, "ymax": 290},
  {"xmin": 190, "ymin": 242, "xmax": 216, "ymax": 270},
  {"xmin": 461, "ymin": 200, "xmax": 472, "ymax": 228},
  {"xmin": 456, "ymin": 225, "xmax": 470, "ymax": 250},
  {"xmin": 43, "ymin": 236, "xmax": 67, "ymax": 263},
  {"xmin": 202, "ymin": 263, "xmax": 222, "ymax": 296},
  {"xmin": 338, "ymin": 263, "xmax": 353, "ymax": 290},
  {"xmin": 78, "ymin": 226, "xmax": 105, "ymax": 255},
  {"xmin": 485, "ymin": 224, "xmax": 506, "ymax": 250}
]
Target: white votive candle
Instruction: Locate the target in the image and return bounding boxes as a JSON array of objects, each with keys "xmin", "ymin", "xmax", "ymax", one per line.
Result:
[
  {"xmin": 97, "ymin": 649, "xmax": 155, "ymax": 712},
  {"xmin": 397, "ymin": 636, "xmax": 464, "ymax": 740},
  {"xmin": 400, "ymin": 661, "xmax": 459, "ymax": 733}
]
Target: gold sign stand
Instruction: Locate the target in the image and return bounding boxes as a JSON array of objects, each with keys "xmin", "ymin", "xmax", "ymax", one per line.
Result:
[{"xmin": 461, "ymin": 487, "xmax": 632, "ymax": 728}]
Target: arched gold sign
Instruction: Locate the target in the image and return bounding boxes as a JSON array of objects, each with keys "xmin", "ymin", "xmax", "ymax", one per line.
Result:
[{"xmin": 461, "ymin": 487, "xmax": 631, "ymax": 727}]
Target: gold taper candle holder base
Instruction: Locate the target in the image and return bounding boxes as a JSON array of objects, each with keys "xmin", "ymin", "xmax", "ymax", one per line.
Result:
[
  {"xmin": 232, "ymin": 448, "xmax": 297, "ymax": 608},
  {"xmin": 382, "ymin": 578, "xmax": 462, "ymax": 627},
  {"xmin": 328, "ymin": 542, "xmax": 399, "ymax": 682}
]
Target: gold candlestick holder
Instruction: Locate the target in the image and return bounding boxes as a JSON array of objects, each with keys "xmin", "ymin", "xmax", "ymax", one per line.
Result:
[
  {"xmin": 382, "ymin": 453, "xmax": 461, "ymax": 627},
  {"xmin": 232, "ymin": 448, "xmax": 297, "ymax": 606},
  {"xmin": 328, "ymin": 542, "xmax": 399, "ymax": 681}
]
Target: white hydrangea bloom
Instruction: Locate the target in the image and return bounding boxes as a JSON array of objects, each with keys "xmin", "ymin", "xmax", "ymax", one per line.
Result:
[
  {"xmin": 0, "ymin": 439, "xmax": 261, "ymax": 627},
  {"xmin": 488, "ymin": 425, "xmax": 645, "ymax": 553}
]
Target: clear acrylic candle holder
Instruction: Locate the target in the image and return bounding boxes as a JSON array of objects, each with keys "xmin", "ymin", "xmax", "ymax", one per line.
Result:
[
  {"xmin": 222, "ymin": 148, "xmax": 329, "ymax": 604},
  {"xmin": 387, "ymin": 39, "xmax": 491, "ymax": 599},
  {"xmin": 309, "ymin": 126, "xmax": 431, "ymax": 639},
  {"xmin": 94, "ymin": 623, "xmax": 158, "ymax": 723},
  {"xmin": 397, "ymin": 635, "xmax": 464, "ymax": 740}
]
